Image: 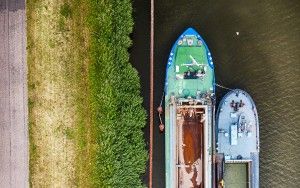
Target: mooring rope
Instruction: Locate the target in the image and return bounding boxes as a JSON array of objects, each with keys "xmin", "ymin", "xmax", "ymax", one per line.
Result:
[
  {"xmin": 215, "ymin": 83, "xmax": 234, "ymax": 91},
  {"xmin": 159, "ymin": 91, "xmax": 164, "ymax": 107}
]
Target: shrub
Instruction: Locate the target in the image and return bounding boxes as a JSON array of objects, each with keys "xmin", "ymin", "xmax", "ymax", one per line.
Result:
[{"xmin": 88, "ymin": 0, "xmax": 147, "ymax": 187}]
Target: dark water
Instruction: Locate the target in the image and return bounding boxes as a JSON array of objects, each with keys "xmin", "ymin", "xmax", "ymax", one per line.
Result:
[{"xmin": 131, "ymin": 0, "xmax": 300, "ymax": 187}]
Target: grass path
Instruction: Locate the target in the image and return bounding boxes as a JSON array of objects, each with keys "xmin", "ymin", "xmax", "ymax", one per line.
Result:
[{"xmin": 27, "ymin": 0, "xmax": 93, "ymax": 186}]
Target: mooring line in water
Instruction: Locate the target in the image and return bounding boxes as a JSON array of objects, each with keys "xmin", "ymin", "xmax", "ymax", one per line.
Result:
[
  {"xmin": 215, "ymin": 83, "xmax": 234, "ymax": 91},
  {"xmin": 149, "ymin": 0, "xmax": 154, "ymax": 187}
]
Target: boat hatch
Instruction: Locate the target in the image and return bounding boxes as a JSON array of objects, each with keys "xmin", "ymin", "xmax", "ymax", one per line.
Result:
[
  {"xmin": 223, "ymin": 162, "xmax": 251, "ymax": 188},
  {"xmin": 176, "ymin": 105, "xmax": 206, "ymax": 188}
]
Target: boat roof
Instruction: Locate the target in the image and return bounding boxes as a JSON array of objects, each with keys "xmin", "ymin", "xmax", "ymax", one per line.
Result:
[{"xmin": 216, "ymin": 89, "xmax": 259, "ymax": 160}]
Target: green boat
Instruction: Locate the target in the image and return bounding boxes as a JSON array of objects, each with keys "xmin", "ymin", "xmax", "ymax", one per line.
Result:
[{"xmin": 164, "ymin": 28, "xmax": 215, "ymax": 188}]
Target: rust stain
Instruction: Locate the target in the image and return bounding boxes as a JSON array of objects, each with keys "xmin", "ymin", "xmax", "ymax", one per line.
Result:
[{"xmin": 178, "ymin": 108, "xmax": 204, "ymax": 188}]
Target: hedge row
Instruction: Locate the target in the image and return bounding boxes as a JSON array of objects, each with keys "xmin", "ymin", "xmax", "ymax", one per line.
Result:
[{"xmin": 88, "ymin": 0, "xmax": 147, "ymax": 187}]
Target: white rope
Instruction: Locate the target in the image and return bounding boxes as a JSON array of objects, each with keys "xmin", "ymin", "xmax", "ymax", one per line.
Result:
[
  {"xmin": 215, "ymin": 83, "xmax": 234, "ymax": 91},
  {"xmin": 159, "ymin": 91, "xmax": 164, "ymax": 107}
]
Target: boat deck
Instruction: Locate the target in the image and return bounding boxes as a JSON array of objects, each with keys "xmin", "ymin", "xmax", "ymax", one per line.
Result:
[
  {"xmin": 165, "ymin": 30, "xmax": 214, "ymax": 98},
  {"xmin": 177, "ymin": 107, "xmax": 205, "ymax": 187},
  {"xmin": 217, "ymin": 90, "xmax": 259, "ymax": 159}
]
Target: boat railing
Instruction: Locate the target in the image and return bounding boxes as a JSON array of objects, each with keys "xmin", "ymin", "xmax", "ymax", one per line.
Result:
[{"xmin": 225, "ymin": 159, "xmax": 252, "ymax": 163}]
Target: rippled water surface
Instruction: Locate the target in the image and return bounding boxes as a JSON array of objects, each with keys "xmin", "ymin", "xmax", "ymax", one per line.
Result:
[{"xmin": 131, "ymin": 0, "xmax": 300, "ymax": 187}]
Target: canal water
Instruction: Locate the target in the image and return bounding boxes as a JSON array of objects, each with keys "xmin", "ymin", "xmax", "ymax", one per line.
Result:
[{"xmin": 131, "ymin": 0, "xmax": 300, "ymax": 187}]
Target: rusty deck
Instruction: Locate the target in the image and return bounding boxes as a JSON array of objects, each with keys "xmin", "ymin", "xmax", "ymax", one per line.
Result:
[{"xmin": 177, "ymin": 107, "xmax": 205, "ymax": 188}]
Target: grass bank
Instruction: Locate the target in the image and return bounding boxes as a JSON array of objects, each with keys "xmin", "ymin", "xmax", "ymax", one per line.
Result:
[
  {"xmin": 27, "ymin": 0, "xmax": 92, "ymax": 186},
  {"xmin": 27, "ymin": 0, "xmax": 147, "ymax": 187}
]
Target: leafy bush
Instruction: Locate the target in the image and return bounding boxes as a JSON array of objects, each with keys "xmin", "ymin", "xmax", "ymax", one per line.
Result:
[{"xmin": 88, "ymin": 0, "xmax": 147, "ymax": 187}]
